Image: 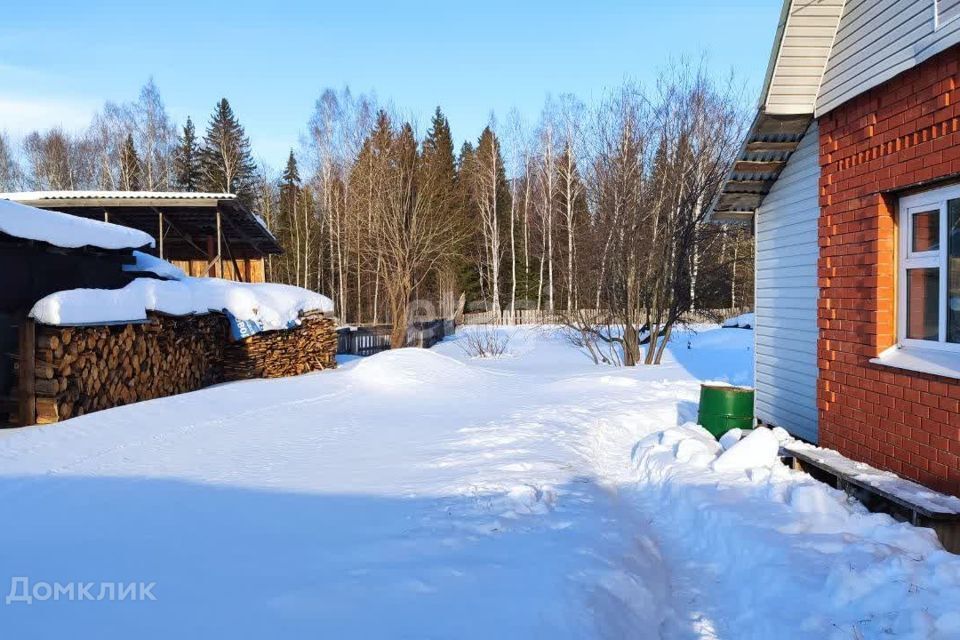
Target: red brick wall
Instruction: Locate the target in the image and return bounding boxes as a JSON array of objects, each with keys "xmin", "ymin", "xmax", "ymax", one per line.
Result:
[{"xmin": 818, "ymin": 45, "xmax": 960, "ymax": 497}]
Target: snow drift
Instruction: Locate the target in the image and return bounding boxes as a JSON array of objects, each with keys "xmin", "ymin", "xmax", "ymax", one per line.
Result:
[
  {"xmin": 348, "ymin": 348, "xmax": 490, "ymax": 389},
  {"xmin": 631, "ymin": 424, "xmax": 960, "ymax": 639}
]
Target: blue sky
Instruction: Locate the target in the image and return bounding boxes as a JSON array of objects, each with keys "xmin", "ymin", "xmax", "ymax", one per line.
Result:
[{"xmin": 1, "ymin": 0, "xmax": 780, "ymax": 169}]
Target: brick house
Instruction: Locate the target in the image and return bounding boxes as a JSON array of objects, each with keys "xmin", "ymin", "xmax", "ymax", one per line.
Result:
[{"xmin": 713, "ymin": 0, "xmax": 960, "ymax": 496}]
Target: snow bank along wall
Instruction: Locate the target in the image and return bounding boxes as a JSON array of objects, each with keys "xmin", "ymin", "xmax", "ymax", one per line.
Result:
[{"xmin": 30, "ymin": 311, "xmax": 337, "ymax": 424}]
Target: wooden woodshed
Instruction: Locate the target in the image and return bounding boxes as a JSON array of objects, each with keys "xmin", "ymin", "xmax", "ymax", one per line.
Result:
[
  {"xmin": 0, "ymin": 191, "xmax": 282, "ymax": 283},
  {"xmin": 0, "ymin": 199, "xmax": 154, "ymax": 426}
]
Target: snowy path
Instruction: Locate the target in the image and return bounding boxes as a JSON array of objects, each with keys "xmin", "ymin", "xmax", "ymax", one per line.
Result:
[
  {"xmin": 4, "ymin": 326, "xmax": 957, "ymax": 639},
  {"xmin": 0, "ymin": 326, "xmax": 752, "ymax": 638}
]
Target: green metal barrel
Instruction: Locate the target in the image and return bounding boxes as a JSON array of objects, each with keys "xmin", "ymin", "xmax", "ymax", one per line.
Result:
[{"xmin": 697, "ymin": 384, "xmax": 754, "ymax": 439}]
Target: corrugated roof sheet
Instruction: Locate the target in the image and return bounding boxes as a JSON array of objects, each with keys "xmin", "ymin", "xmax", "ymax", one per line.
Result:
[{"xmin": 0, "ymin": 191, "xmax": 237, "ymax": 201}]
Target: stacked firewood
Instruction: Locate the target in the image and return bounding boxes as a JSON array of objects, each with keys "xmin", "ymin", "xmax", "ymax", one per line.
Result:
[
  {"xmin": 220, "ymin": 312, "xmax": 338, "ymax": 380},
  {"xmin": 30, "ymin": 311, "xmax": 338, "ymax": 424},
  {"xmin": 34, "ymin": 314, "xmax": 227, "ymax": 424}
]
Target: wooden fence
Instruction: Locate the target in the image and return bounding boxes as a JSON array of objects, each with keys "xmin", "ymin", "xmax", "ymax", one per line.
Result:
[
  {"xmin": 336, "ymin": 319, "xmax": 454, "ymax": 356},
  {"xmin": 460, "ymin": 309, "xmax": 607, "ymax": 326},
  {"xmin": 336, "ymin": 326, "xmax": 391, "ymax": 357},
  {"xmin": 460, "ymin": 307, "xmax": 750, "ymax": 326}
]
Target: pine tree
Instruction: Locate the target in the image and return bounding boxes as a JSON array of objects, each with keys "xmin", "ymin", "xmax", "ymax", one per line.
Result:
[
  {"xmin": 200, "ymin": 98, "xmax": 257, "ymax": 204},
  {"xmin": 119, "ymin": 133, "xmax": 142, "ymax": 190},
  {"xmin": 173, "ymin": 117, "xmax": 202, "ymax": 191}
]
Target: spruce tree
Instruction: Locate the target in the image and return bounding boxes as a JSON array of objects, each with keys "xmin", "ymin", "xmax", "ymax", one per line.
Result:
[
  {"xmin": 173, "ymin": 117, "xmax": 202, "ymax": 191},
  {"xmin": 455, "ymin": 141, "xmax": 483, "ymax": 304},
  {"xmin": 420, "ymin": 108, "xmax": 456, "ymax": 188},
  {"xmin": 200, "ymin": 98, "xmax": 257, "ymax": 204},
  {"xmin": 279, "ymin": 149, "xmax": 301, "ymax": 232},
  {"xmin": 119, "ymin": 133, "xmax": 142, "ymax": 190},
  {"xmin": 281, "ymin": 149, "xmax": 301, "ymax": 187},
  {"xmin": 420, "ymin": 107, "xmax": 466, "ymax": 307}
]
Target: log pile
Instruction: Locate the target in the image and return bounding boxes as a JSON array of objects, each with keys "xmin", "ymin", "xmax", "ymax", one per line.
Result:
[
  {"xmin": 31, "ymin": 311, "xmax": 338, "ymax": 424},
  {"xmin": 34, "ymin": 314, "xmax": 227, "ymax": 424},
  {"xmin": 220, "ymin": 312, "xmax": 338, "ymax": 380}
]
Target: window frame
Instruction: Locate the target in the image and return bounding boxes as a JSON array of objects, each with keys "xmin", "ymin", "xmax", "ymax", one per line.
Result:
[{"xmin": 898, "ymin": 184, "xmax": 960, "ymax": 353}]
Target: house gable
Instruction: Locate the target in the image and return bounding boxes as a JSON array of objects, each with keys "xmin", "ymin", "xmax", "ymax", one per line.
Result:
[{"xmin": 817, "ymin": 0, "xmax": 960, "ymax": 117}]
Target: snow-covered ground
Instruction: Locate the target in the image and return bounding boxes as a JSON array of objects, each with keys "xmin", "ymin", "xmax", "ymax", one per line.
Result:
[{"xmin": 0, "ymin": 325, "xmax": 957, "ymax": 639}]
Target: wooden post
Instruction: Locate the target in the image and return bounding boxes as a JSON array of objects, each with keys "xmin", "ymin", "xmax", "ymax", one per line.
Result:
[
  {"xmin": 206, "ymin": 236, "xmax": 216, "ymax": 277},
  {"xmin": 103, "ymin": 209, "xmax": 109, "ymax": 223},
  {"xmin": 216, "ymin": 207, "xmax": 223, "ymax": 279},
  {"xmin": 158, "ymin": 211, "xmax": 164, "ymax": 260},
  {"xmin": 18, "ymin": 317, "xmax": 35, "ymax": 427}
]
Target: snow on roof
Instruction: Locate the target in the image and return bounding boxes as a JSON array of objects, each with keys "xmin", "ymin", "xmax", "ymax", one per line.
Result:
[
  {"xmin": 0, "ymin": 197, "xmax": 154, "ymax": 251},
  {"xmin": 30, "ymin": 253, "xmax": 335, "ymax": 329},
  {"xmin": 0, "ymin": 191, "xmax": 237, "ymax": 202}
]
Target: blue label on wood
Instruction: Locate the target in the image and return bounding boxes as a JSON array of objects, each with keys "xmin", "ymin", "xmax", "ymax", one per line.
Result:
[
  {"xmin": 225, "ymin": 311, "xmax": 264, "ymax": 341},
  {"xmin": 224, "ymin": 310, "xmax": 299, "ymax": 341}
]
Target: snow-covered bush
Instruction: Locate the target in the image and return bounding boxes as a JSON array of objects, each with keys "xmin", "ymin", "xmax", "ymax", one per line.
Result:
[{"xmin": 457, "ymin": 326, "xmax": 512, "ymax": 358}]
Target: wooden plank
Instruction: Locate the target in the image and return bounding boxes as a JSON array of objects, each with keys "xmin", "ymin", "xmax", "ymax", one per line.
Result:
[
  {"xmin": 158, "ymin": 210, "xmax": 165, "ymax": 260},
  {"xmin": 745, "ymin": 141, "xmax": 801, "ymax": 153},
  {"xmin": 733, "ymin": 160, "xmax": 785, "ymax": 174},
  {"xmin": 216, "ymin": 207, "xmax": 223, "ymax": 279},
  {"xmin": 783, "ymin": 443, "xmax": 960, "ymax": 520},
  {"xmin": 18, "ymin": 317, "xmax": 35, "ymax": 426},
  {"xmin": 249, "ymin": 258, "xmax": 265, "ymax": 283}
]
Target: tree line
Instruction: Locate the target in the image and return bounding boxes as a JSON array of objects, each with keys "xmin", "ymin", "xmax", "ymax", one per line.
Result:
[
  {"xmin": 0, "ymin": 69, "xmax": 754, "ymax": 363},
  {"xmin": 0, "ymin": 79, "xmax": 258, "ymax": 204}
]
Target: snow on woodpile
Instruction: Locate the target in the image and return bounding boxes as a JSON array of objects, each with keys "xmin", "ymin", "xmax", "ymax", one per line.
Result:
[
  {"xmin": 30, "ymin": 254, "xmax": 334, "ymax": 328},
  {"xmin": 122, "ymin": 250, "xmax": 187, "ymax": 280},
  {"xmin": 0, "ymin": 198, "xmax": 154, "ymax": 250}
]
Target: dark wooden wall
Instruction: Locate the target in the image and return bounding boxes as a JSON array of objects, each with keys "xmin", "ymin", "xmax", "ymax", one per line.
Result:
[{"xmin": 0, "ymin": 237, "xmax": 139, "ymax": 314}]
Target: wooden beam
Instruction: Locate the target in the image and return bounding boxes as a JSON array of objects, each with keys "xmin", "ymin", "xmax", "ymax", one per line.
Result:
[
  {"xmin": 216, "ymin": 206, "xmax": 223, "ymax": 278},
  {"xmin": 218, "ymin": 206, "xmax": 263, "ymax": 257},
  {"xmin": 733, "ymin": 160, "xmax": 785, "ymax": 174},
  {"xmin": 723, "ymin": 180, "xmax": 772, "ymax": 194},
  {"xmin": 18, "ymin": 317, "xmax": 35, "ymax": 427},
  {"xmin": 153, "ymin": 211, "xmax": 209, "ymax": 258},
  {"xmin": 206, "ymin": 236, "xmax": 217, "ymax": 277},
  {"xmin": 745, "ymin": 141, "xmax": 800, "ymax": 153},
  {"xmin": 710, "ymin": 210, "xmax": 755, "ymax": 223},
  {"xmin": 220, "ymin": 230, "xmax": 247, "ymax": 283},
  {"xmin": 158, "ymin": 210, "xmax": 164, "ymax": 260}
]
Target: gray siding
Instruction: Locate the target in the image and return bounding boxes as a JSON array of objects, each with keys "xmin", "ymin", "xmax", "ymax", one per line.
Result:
[
  {"xmin": 942, "ymin": 0, "xmax": 960, "ymax": 23},
  {"xmin": 817, "ymin": 0, "xmax": 960, "ymax": 115},
  {"xmin": 764, "ymin": 0, "xmax": 846, "ymax": 115},
  {"xmin": 755, "ymin": 121, "xmax": 820, "ymax": 442}
]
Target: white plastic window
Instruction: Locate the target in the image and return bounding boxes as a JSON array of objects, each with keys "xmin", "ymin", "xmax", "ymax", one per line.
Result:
[{"xmin": 899, "ymin": 185, "xmax": 960, "ymax": 351}]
